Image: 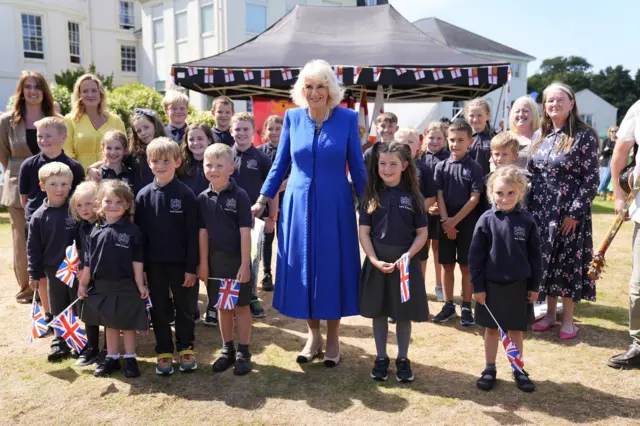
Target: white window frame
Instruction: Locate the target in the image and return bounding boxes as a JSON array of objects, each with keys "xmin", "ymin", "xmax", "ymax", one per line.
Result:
[
  {"xmin": 245, "ymin": 0, "xmax": 267, "ymax": 35},
  {"xmin": 152, "ymin": 5, "xmax": 165, "ymax": 47},
  {"xmin": 68, "ymin": 21, "xmax": 81, "ymax": 64},
  {"xmin": 200, "ymin": 0, "xmax": 215, "ymax": 36},
  {"xmin": 174, "ymin": 0, "xmax": 189, "ymax": 42},
  {"xmin": 119, "ymin": 1, "xmax": 135, "ymax": 30},
  {"xmin": 452, "ymin": 101, "xmax": 464, "ymax": 118},
  {"xmin": 21, "ymin": 13, "xmax": 44, "ymax": 60},
  {"xmin": 120, "ymin": 45, "xmax": 137, "ymax": 73},
  {"xmin": 511, "ymin": 63, "xmax": 521, "ymax": 79},
  {"xmin": 580, "ymin": 114, "xmax": 594, "ymax": 127}
]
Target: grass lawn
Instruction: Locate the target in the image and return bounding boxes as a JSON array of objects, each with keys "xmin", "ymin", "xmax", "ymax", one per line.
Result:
[{"xmin": 0, "ymin": 202, "xmax": 639, "ymax": 425}]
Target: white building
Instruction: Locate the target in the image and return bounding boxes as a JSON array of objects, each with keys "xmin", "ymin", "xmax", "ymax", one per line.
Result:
[
  {"xmin": 575, "ymin": 89, "xmax": 618, "ymax": 139},
  {"xmin": 0, "ymin": 0, "xmax": 142, "ymax": 109},
  {"xmin": 138, "ymin": 0, "xmax": 356, "ymax": 111}
]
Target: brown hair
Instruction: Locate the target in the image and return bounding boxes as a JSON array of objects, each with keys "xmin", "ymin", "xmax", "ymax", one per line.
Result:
[
  {"xmin": 70, "ymin": 74, "xmax": 109, "ymax": 121},
  {"xmin": 129, "ymin": 111, "xmax": 165, "ymax": 161},
  {"xmin": 11, "ymin": 71, "xmax": 56, "ymax": 127},
  {"xmin": 375, "ymin": 112, "xmax": 398, "ymax": 125},
  {"xmin": 231, "ymin": 112, "xmax": 255, "ymax": 129},
  {"xmin": 447, "ymin": 120, "xmax": 473, "ymax": 139},
  {"xmin": 490, "ymin": 132, "xmax": 520, "ymax": 154},
  {"xmin": 421, "ymin": 121, "xmax": 447, "ymax": 153},
  {"xmin": 162, "ymin": 90, "xmax": 189, "ymax": 110},
  {"xmin": 464, "ymin": 98, "xmax": 491, "ymax": 133},
  {"xmin": 147, "ymin": 137, "xmax": 181, "ymax": 161},
  {"xmin": 487, "ymin": 165, "xmax": 529, "ymax": 207},
  {"xmin": 96, "ymin": 179, "xmax": 134, "ymax": 220},
  {"xmin": 100, "ymin": 130, "xmax": 128, "ymax": 164},
  {"xmin": 179, "ymin": 123, "xmax": 214, "ymax": 177},
  {"xmin": 211, "ymin": 96, "xmax": 235, "ymax": 114},
  {"xmin": 261, "ymin": 115, "xmax": 284, "ymax": 142}
]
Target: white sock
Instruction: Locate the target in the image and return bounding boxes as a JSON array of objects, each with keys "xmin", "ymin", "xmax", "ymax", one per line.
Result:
[
  {"xmin": 123, "ymin": 353, "xmax": 136, "ymax": 359},
  {"xmin": 106, "ymin": 353, "xmax": 120, "ymax": 360}
]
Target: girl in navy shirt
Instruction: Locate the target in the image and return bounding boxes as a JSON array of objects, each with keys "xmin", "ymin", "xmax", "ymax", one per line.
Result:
[
  {"xmin": 469, "ymin": 165, "xmax": 542, "ymax": 393},
  {"xmin": 78, "ymin": 180, "xmax": 149, "ymax": 378},
  {"xmin": 129, "ymin": 109, "xmax": 165, "ymax": 195},
  {"xmin": 359, "ymin": 142, "xmax": 429, "ymax": 383},
  {"xmin": 95, "ymin": 130, "xmax": 133, "ymax": 186}
]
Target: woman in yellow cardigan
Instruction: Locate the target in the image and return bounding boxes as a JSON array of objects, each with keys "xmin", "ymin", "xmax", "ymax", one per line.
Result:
[{"xmin": 64, "ymin": 74, "xmax": 125, "ymax": 169}]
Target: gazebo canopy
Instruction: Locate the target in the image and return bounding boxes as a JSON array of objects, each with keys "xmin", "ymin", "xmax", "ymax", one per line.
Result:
[{"xmin": 172, "ymin": 4, "xmax": 510, "ymax": 101}]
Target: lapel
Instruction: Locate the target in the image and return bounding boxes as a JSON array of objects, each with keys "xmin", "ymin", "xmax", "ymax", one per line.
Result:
[{"xmin": 13, "ymin": 120, "xmax": 33, "ymax": 157}]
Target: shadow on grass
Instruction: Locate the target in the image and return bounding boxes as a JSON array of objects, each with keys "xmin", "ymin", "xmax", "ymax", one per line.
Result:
[
  {"xmin": 575, "ymin": 301, "xmax": 630, "ymax": 328},
  {"xmin": 527, "ymin": 322, "xmax": 630, "ymax": 350},
  {"xmin": 47, "ymin": 366, "xmax": 81, "ymax": 383}
]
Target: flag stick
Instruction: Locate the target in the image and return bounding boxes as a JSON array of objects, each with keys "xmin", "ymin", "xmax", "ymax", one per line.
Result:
[
  {"xmin": 45, "ymin": 296, "xmax": 83, "ymax": 327},
  {"xmin": 30, "ymin": 288, "xmax": 38, "ymax": 319},
  {"xmin": 482, "ymin": 303, "xmax": 504, "ymax": 332}
]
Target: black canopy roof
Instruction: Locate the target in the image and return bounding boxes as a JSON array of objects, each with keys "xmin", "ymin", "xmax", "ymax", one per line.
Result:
[{"xmin": 172, "ymin": 4, "xmax": 510, "ymax": 101}]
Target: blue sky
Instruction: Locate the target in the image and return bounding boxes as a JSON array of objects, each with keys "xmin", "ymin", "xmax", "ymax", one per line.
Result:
[{"xmin": 388, "ymin": 0, "xmax": 640, "ymax": 77}]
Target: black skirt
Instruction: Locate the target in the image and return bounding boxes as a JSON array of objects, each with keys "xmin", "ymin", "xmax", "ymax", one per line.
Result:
[
  {"xmin": 359, "ymin": 241, "xmax": 429, "ymax": 322},
  {"xmin": 85, "ymin": 279, "xmax": 148, "ymax": 331},
  {"xmin": 474, "ymin": 280, "xmax": 534, "ymax": 332}
]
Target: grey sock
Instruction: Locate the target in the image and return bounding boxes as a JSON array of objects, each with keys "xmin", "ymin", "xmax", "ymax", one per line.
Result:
[
  {"xmin": 396, "ymin": 320, "xmax": 412, "ymax": 359},
  {"xmin": 485, "ymin": 362, "xmax": 496, "ymax": 372},
  {"xmin": 372, "ymin": 317, "xmax": 388, "ymax": 358}
]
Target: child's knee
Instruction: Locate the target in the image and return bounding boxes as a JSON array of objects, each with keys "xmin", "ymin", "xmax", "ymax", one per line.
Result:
[{"xmin": 443, "ymin": 264, "xmax": 455, "ymax": 272}]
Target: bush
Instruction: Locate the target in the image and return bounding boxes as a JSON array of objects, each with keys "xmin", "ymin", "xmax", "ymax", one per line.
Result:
[
  {"xmin": 51, "ymin": 85, "xmax": 72, "ymax": 115},
  {"xmin": 108, "ymin": 83, "xmax": 166, "ymax": 128},
  {"xmin": 187, "ymin": 110, "xmax": 216, "ymax": 128},
  {"xmin": 55, "ymin": 63, "xmax": 114, "ymax": 92}
]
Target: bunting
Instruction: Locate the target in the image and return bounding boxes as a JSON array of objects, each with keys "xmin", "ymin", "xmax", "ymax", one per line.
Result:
[
  {"xmin": 261, "ymin": 69, "xmax": 271, "ymax": 87},
  {"xmin": 354, "ymin": 67, "xmax": 364, "ymax": 84},
  {"xmin": 372, "ymin": 67, "xmax": 382, "ymax": 82},
  {"xmin": 204, "ymin": 68, "xmax": 215, "ymax": 83},
  {"xmin": 488, "ymin": 66, "xmax": 498, "ymax": 85},
  {"xmin": 432, "ymin": 68, "xmax": 444, "ymax": 81},
  {"xmin": 450, "ymin": 67, "xmax": 462, "ymax": 79},
  {"xmin": 243, "ymin": 68, "xmax": 254, "ymax": 80},
  {"xmin": 333, "ymin": 66, "xmax": 343, "ymax": 83},
  {"xmin": 413, "ymin": 68, "xmax": 425, "ymax": 80},
  {"xmin": 187, "ymin": 67, "xmax": 199, "ymax": 76},
  {"xmin": 468, "ymin": 68, "xmax": 479, "ymax": 86},
  {"xmin": 224, "ymin": 69, "xmax": 235, "ymax": 83},
  {"xmin": 395, "ymin": 67, "xmax": 407, "ymax": 76},
  {"xmin": 281, "ymin": 68, "xmax": 293, "ymax": 80}
]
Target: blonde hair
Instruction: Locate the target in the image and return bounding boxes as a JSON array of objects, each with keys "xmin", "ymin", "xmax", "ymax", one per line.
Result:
[
  {"xmin": 509, "ymin": 96, "xmax": 540, "ymax": 134},
  {"xmin": 96, "ymin": 179, "xmax": 134, "ymax": 220},
  {"xmin": 261, "ymin": 115, "xmax": 283, "ymax": 142},
  {"xmin": 204, "ymin": 143, "xmax": 233, "ymax": 163},
  {"xmin": 146, "ymin": 137, "xmax": 181, "ymax": 161},
  {"xmin": 487, "ymin": 165, "xmax": 529, "ymax": 207},
  {"xmin": 490, "ymin": 132, "xmax": 520, "ymax": 154},
  {"xmin": 162, "ymin": 90, "xmax": 189, "ymax": 110},
  {"xmin": 421, "ymin": 121, "xmax": 447, "ymax": 153},
  {"xmin": 231, "ymin": 112, "xmax": 255, "ymax": 129},
  {"xmin": 69, "ymin": 180, "xmax": 98, "ymax": 221},
  {"xmin": 291, "ymin": 59, "xmax": 344, "ymax": 109},
  {"xmin": 101, "ymin": 130, "xmax": 128, "ymax": 164},
  {"xmin": 38, "ymin": 161, "xmax": 73, "ymax": 185},
  {"xmin": 34, "ymin": 116, "xmax": 67, "ymax": 135},
  {"xmin": 211, "ymin": 96, "xmax": 235, "ymax": 114},
  {"xmin": 70, "ymin": 74, "xmax": 108, "ymax": 121},
  {"xmin": 464, "ymin": 98, "xmax": 491, "ymax": 119}
]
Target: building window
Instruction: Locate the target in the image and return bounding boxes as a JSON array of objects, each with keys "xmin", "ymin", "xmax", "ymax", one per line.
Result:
[
  {"xmin": 121, "ymin": 46, "xmax": 137, "ymax": 72},
  {"xmin": 365, "ymin": 0, "xmax": 378, "ymax": 5},
  {"xmin": 580, "ymin": 114, "xmax": 594, "ymax": 127},
  {"xmin": 119, "ymin": 1, "xmax": 135, "ymax": 30},
  {"xmin": 201, "ymin": 0, "xmax": 214, "ymax": 34},
  {"xmin": 246, "ymin": 2, "xmax": 267, "ymax": 33},
  {"xmin": 21, "ymin": 14, "xmax": 44, "ymax": 59},
  {"xmin": 511, "ymin": 63, "xmax": 521, "ymax": 79},
  {"xmin": 452, "ymin": 101, "xmax": 464, "ymax": 118},
  {"xmin": 154, "ymin": 46, "xmax": 166, "ymax": 94},
  {"xmin": 68, "ymin": 22, "xmax": 81, "ymax": 64},
  {"xmin": 175, "ymin": 0, "xmax": 188, "ymax": 40},
  {"xmin": 152, "ymin": 5, "xmax": 164, "ymax": 46}
]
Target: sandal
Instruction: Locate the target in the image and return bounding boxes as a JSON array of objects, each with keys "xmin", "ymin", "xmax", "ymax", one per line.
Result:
[
  {"xmin": 513, "ymin": 370, "xmax": 535, "ymax": 392},
  {"xmin": 476, "ymin": 369, "xmax": 497, "ymax": 391}
]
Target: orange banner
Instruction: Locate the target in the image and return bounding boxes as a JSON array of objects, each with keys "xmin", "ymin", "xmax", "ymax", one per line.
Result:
[{"xmin": 251, "ymin": 97, "xmax": 297, "ymax": 146}]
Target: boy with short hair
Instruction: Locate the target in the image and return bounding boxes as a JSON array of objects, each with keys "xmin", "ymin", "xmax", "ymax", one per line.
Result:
[
  {"xmin": 363, "ymin": 112, "xmax": 400, "ymax": 168},
  {"xmin": 135, "ymin": 137, "xmax": 199, "ymax": 376},
  {"xmin": 163, "ymin": 90, "xmax": 190, "ymax": 143},
  {"xmin": 198, "ymin": 143, "xmax": 254, "ymax": 375},
  {"xmin": 19, "ymin": 116, "xmax": 85, "ymax": 318},
  {"xmin": 27, "ymin": 162, "xmax": 78, "ymax": 361},
  {"xmin": 433, "ymin": 121, "xmax": 484, "ymax": 326},
  {"xmin": 490, "ymin": 132, "xmax": 520, "ymax": 169},
  {"xmin": 210, "ymin": 96, "xmax": 235, "ymax": 147}
]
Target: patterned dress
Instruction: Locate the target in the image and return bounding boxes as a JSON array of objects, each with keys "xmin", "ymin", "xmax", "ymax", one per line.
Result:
[{"xmin": 526, "ymin": 126, "xmax": 599, "ymax": 301}]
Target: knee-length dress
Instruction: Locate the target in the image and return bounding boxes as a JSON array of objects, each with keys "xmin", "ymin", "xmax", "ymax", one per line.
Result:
[
  {"xmin": 260, "ymin": 107, "xmax": 367, "ymax": 320},
  {"xmin": 526, "ymin": 127, "xmax": 599, "ymax": 301}
]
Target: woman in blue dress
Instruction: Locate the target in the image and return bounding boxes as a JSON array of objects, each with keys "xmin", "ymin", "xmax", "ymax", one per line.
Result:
[
  {"xmin": 526, "ymin": 82, "xmax": 599, "ymax": 340},
  {"xmin": 253, "ymin": 60, "xmax": 367, "ymax": 367}
]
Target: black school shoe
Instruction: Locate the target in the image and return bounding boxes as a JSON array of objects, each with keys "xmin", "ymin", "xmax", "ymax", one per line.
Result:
[
  {"xmin": 476, "ymin": 369, "xmax": 497, "ymax": 391},
  {"xmin": 47, "ymin": 342, "xmax": 71, "ymax": 362},
  {"xmin": 212, "ymin": 349, "xmax": 236, "ymax": 373},
  {"xmin": 432, "ymin": 303, "xmax": 457, "ymax": 323},
  {"xmin": 513, "ymin": 370, "xmax": 535, "ymax": 392},
  {"xmin": 94, "ymin": 348, "xmax": 108, "ymax": 365},
  {"xmin": 250, "ymin": 298, "xmax": 266, "ymax": 319},
  {"xmin": 234, "ymin": 352, "xmax": 252, "ymax": 376},
  {"xmin": 261, "ymin": 273, "xmax": 274, "ymax": 292},
  {"xmin": 460, "ymin": 306, "xmax": 475, "ymax": 326},
  {"xmin": 607, "ymin": 346, "xmax": 640, "ymax": 370},
  {"xmin": 371, "ymin": 356, "xmax": 390, "ymax": 381},
  {"xmin": 41, "ymin": 313, "xmax": 54, "ymax": 338},
  {"xmin": 123, "ymin": 358, "xmax": 141, "ymax": 378},
  {"xmin": 203, "ymin": 309, "xmax": 218, "ymax": 327},
  {"xmin": 94, "ymin": 357, "xmax": 121, "ymax": 377},
  {"xmin": 75, "ymin": 347, "xmax": 98, "ymax": 366},
  {"xmin": 395, "ymin": 358, "xmax": 415, "ymax": 383}
]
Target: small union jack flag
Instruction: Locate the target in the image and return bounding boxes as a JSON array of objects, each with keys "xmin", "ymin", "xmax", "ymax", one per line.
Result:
[
  {"xmin": 500, "ymin": 328, "xmax": 525, "ymax": 373},
  {"xmin": 30, "ymin": 302, "xmax": 48, "ymax": 343},
  {"xmin": 333, "ymin": 66, "xmax": 343, "ymax": 83},
  {"xmin": 354, "ymin": 67, "xmax": 364, "ymax": 84},
  {"xmin": 413, "ymin": 68, "xmax": 425, "ymax": 80},
  {"xmin": 468, "ymin": 67, "xmax": 479, "ymax": 86},
  {"xmin": 395, "ymin": 68, "xmax": 407, "ymax": 76},
  {"xmin": 145, "ymin": 297, "xmax": 153, "ymax": 322},
  {"xmin": 56, "ymin": 243, "xmax": 79, "ymax": 288},
  {"xmin": 432, "ymin": 68, "xmax": 444, "ymax": 80},
  {"xmin": 399, "ymin": 253, "xmax": 410, "ymax": 303},
  {"xmin": 204, "ymin": 68, "xmax": 215, "ymax": 84},
  {"xmin": 281, "ymin": 68, "xmax": 293, "ymax": 80},
  {"xmin": 243, "ymin": 68, "xmax": 254, "ymax": 80},
  {"xmin": 215, "ymin": 279, "xmax": 240, "ymax": 310},
  {"xmin": 488, "ymin": 66, "xmax": 498, "ymax": 85},
  {"xmin": 50, "ymin": 307, "xmax": 87, "ymax": 353},
  {"xmin": 187, "ymin": 67, "xmax": 199, "ymax": 76},
  {"xmin": 224, "ymin": 69, "xmax": 235, "ymax": 83},
  {"xmin": 372, "ymin": 67, "xmax": 382, "ymax": 82},
  {"xmin": 450, "ymin": 67, "xmax": 462, "ymax": 79},
  {"xmin": 261, "ymin": 70, "xmax": 271, "ymax": 87}
]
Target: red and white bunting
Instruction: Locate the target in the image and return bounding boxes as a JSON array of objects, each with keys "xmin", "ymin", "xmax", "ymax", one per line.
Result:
[
  {"xmin": 372, "ymin": 67, "xmax": 382, "ymax": 82},
  {"xmin": 432, "ymin": 68, "xmax": 444, "ymax": 81},
  {"xmin": 354, "ymin": 67, "xmax": 364, "ymax": 84},
  {"xmin": 450, "ymin": 67, "xmax": 462, "ymax": 79},
  {"xmin": 261, "ymin": 70, "xmax": 271, "ymax": 87},
  {"xmin": 204, "ymin": 68, "xmax": 214, "ymax": 84},
  {"xmin": 395, "ymin": 68, "xmax": 407, "ymax": 76},
  {"xmin": 281, "ymin": 68, "xmax": 293, "ymax": 80},
  {"xmin": 187, "ymin": 67, "xmax": 199, "ymax": 76},
  {"xmin": 467, "ymin": 68, "xmax": 479, "ymax": 86},
  {"xmin": 487, "ymin": 66, "xmax": 498, "ymax": 85},
  {"xmin": 243, "ymin": 69, "xmax": 254, "ymax": 80},
  {"xmin": 224, "ymin": 69, "xmax": 235, "ymax": 83},
  {"xmin": 333, "ymin": 66, "xmax": 343, "ymax": 83},
  {"xmin": 413, "ymin": 68, "xmax": 425, "ymax": 80},
  {"xmin": 168, "ymin": 67, "xmax": 175, "ymax": 89}
]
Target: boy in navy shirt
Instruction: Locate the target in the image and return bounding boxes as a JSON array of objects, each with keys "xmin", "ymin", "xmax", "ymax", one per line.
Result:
[
  {"xmin": 19, "ymin": 117, "xmax": 84, "ymax": 317},
  {"xmin": 363, "ymin": 112, "xmax": 399, "ymax": 169},
  {"xmin": 210, "ymin": 96, "xmax": 235, "ymax": 147},
  {"xmin": 229, "ymin": 112, "xmax": 277, "ymax": 320},
  {"xmin": 27, "ymin": 162, "xmax": 78, "ymax": 362},
  {"xmin": 135, "ymin": 137, "xmax": 198, "ymax": 375},
  {"xmin": 197, "ymin": 143, "xmax": 253, "ymax": 375},
  {"xmin": 433, "ymin": 121, "xmax": 483, "ymax": 326},
  {"xmin": 163, "ymin": 90, "xmax": 189, "ymax": 143},
  {"xmin": 490, "ymin": 132, "xmax": 520, "ymax": 169}
]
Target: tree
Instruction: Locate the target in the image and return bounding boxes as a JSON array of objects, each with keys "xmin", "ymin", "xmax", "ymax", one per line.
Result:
[
  {"xmin": 590, "ymin": 66, "xmax": 637, "ymax": 122},
  {"xmin": 54, "ymin": 63, "xmax": 114, "ymax": 92},
  {"xmin": 108, "ymin": 83, "xmax": 166, "ymax": 128},
  {"xmin": 527, "ymin": 56, "xmax": 593, "ymax": 97}
]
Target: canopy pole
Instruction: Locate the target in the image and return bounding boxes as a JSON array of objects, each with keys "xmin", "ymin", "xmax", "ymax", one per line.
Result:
[{"xmin": 493, "ymin": 85, "xmax": 505, "ymax": 130}]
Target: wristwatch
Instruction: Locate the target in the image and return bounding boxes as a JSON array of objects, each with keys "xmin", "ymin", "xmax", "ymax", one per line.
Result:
[{"xmin": 257, "ymin": 195, "xmax": 268, "ymax": 206}]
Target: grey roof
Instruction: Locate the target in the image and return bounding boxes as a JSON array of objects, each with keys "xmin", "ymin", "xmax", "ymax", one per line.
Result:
[{"xmin": 413, "ymin": 17, "xmax": 535, "ymax": 61}]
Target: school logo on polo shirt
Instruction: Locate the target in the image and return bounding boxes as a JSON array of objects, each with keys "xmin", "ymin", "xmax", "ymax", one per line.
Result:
[
  {"xmin": 246, "ymin": 158, "xmax": 259, "ymax": 170},
  {"xmin": 170, "ymin": 198, "xmax": 182, "ymax": 213},
  {"xmin": 462, "ymin": 168, "xmax": 471, "ymax": 177},
  {"xmin": 513, "ymin": 226, "xmax": 526, "ymax": 241},
  {"xmin": 116, "ymin": 233, "xmax": 130, "ymax": 248},
  {"xmin": 65, "ymin": 217, "xmax": 75, "ymax": 229},
  {"xmin": 399, "ymin": 196, "xmax": 412, "ymax": 211},
  {"xmin": 225, "ymin": 197, "xmax": 237, "ymax": 213}
]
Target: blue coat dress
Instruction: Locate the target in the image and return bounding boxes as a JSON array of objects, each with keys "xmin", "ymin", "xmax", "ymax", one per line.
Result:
[{"xmin": 260, "ymin": 107, "xmax": 367, "ymax": 319}]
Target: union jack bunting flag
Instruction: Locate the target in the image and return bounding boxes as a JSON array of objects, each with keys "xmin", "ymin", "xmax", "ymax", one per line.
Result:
[
  {"xmin": 243, "ymin": 68, "xmax": 254, "ymax": 80},
  {"xmin": 215, "ymin": 279, "xmax": 240, "ymax": 310},
  {"xmin": 488, "ymin": 66, "xmax": 498, "ymax": 85},
  {"xmin": 500, "ymin": 328, "xmax": 525, "ymax": 373},
  {"xmin": 224, "ymin": 69, "xmax": 235, "ymax": 83},
  {"xmin": 204, "ymin": 68, "xmax": 215, "ymax": 84},
  {"xmin": 372, "ymin": 67, "xmax": 382, "ymax": 82},
  {"xmin": 56, "ymin": 243, "xmax": 79, "ymax": 287},
  {"xmin": 468, "ymin": 68, "xmax": 479, "ymax": 86},
  {"xmin": 450, "ymin": 67, "xmax": 462, "ymax": 79},
  {"xmin": 50, "ymin": 307, "xmax": 87, "ymax": 353},
  {"xmin": 281, "ymin": 68, "xmax": 293, "ymax": 80},
  {"xmin": 187, "ymin": 67, "xmax": 199, "ymax": 76},
  {"xmin": 432, "ymin": 68, "xmax": 444, "ymax": 80},
  {"xmin": 399, "ymin": 252, "xmax": 410, "ymax": 303},
  {"xmin": 145, "ymin": 297, "xmax": 153, "ymax": 322},
  {"xmin": 395, "ymin": 68, "xmax": 407, "ymax": 76},
  {"xmin": 261, "ymin": 70, "xmax": 271, "ymax": 87},
  {"xmin": 413, "ymin": 68, "xmax": 425, "ymax": 80},
  {"xmin": 30, "ymin": 302, "xmax": 48, "ymax": 343}
]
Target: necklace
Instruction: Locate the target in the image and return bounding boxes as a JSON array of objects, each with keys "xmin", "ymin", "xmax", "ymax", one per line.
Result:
[{"xmin": 314, "ymin": 107, "xmax": 332, "ymax": 135}]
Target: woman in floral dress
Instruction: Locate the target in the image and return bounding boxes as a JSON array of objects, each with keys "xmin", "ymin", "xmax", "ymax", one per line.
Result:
[{"xmin": 526, "ymin": 82, "xmax": 599, "ymax": 340}]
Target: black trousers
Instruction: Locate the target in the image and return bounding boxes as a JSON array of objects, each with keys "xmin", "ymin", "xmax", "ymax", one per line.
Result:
[
  {"xmin": 44, "ymin": 265, "xmax": 78, "ymax": 348},
  {"xmin": 147, "ymin": 263, "xmax": 195, "ymax": 354},
  {"xmin": 188, "ymin": 279, "xmax": 200, "ymax": 316},
  {"xmin": 261, "ymin": 194, "xmax": 283, "ymax": 274}
]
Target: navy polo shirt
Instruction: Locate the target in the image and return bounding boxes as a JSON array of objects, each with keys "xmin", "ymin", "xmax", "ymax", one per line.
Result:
[
  {"xmin": 131, "ymin": 153, "xmax": 154, "ymax": 196},
  {"xmin": 359, "ymin": 183, "xmax": 427, "ymax": 247},
  {"xmin": 415, "ymin": 159, "xmax": 436, "ymax": 198},
  {"xmin": 421, "ymin": 149, "xmax": 450, "ymax": 176},
  {"xmin": 197, "ymin": 179, "xmax": 252, "ymax": 253},
  {"xmin": 86, "ymin": 218, "xmax": 143, "ymax": 281},
  {"xmin": 434, "ymin": 155, "xmax": 484, "ymax": 214},
  {"xmin": 468, "ymin": 130, "xmax": 492, "ymax": 176},
  {"xmin": 165, "ymin": 124, "xmax": 187, "ymax": 143},
  {"xmin": 74, "ymin": 219, "xmax": 96, "ymax": 270},
  {"xmin": 134, "ymin": 177, "xmax": 199, "ymax": 273},
  {"xmin": 179, "ymin": 159, "xmax": 209, "ymax": 197},
  {"xmin": 468, "ymin": 206, "xmax": 543, "ymax": 293},
  {"xmin": 212, "ymin": 127, "xmax": 234, "ymax": 147},
  {"xmin": 363, "ymin": 140, "xmax": 381, "ymax": 170},
  {"xmin": 258, "ymin": 142, "xmax": 291, "ymax": 181},
  {"xmin": 100, "ymin": 164, "xmax": 134, "ymax": 188},
  {"xmin": 27, "ymin": 199, "xmax": 76, "ymax": 281},
  {"xmin": 232, "ymin": 144, "xmax": 272, "ymax": 205},
  {"xmin": 18, "ymin": 151, "xmax": 85, "ymax": 221}
]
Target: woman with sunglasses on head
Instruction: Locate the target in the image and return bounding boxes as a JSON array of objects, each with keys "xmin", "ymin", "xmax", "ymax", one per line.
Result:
[{"xmin": 598, "ymin": 126, "xmax": 618, "ymax": 200}]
